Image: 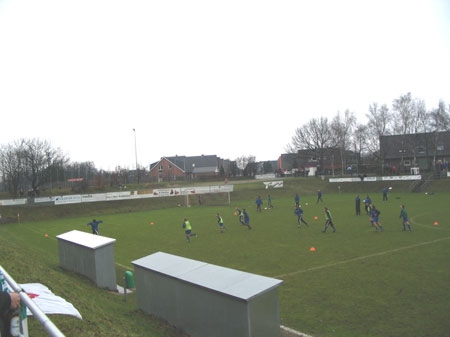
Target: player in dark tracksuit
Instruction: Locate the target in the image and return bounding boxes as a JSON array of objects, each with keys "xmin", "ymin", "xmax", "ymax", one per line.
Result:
[
  {"xmin": 316, "ymin": 190, "xmax": 323, "ymax": 203},
  {"xmin": 322, "ymin": 207, "xmax": 336, "ymax": 232},
  {"xmin": 399, "ymin": 205, "xmax": 412, "ymax": 231},
  {"xmin": 87, "ymin": 219, "xmax": 103, "ymax": 235},
  {"xmin": 355, "ymin": 195, "xmax": 361, "ymax": 215}
]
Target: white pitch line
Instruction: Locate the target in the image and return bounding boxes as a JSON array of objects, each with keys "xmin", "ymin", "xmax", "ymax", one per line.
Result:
[
  {"xmin": 116, "ymin": 262, "xmax": 132, "ymax": 270},
  {"xmin": 277, "ymin": 236, "xmax": 450, "ymax": 337},
  {"xmin": 281, "ymin": 325, "xmax": 314, "ymax": 337},
  {"xmin": 275, "ymin": 236, "xmax": 450, "ymax": 279}
]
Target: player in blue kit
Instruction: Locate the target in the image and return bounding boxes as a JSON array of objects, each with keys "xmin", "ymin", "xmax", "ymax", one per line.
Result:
[
  {"xmin": 294, "ymin": 206, "xmax": 309, "ymax": 228},
  {"xmin": 87, "ymin": 219, "xmax": 103, "ymax": 235}
]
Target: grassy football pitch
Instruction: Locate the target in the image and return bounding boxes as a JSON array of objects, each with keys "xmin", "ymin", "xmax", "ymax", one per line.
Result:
[{"xmin": 0, "ymin": 180, "xmax": 449, "ymax": 337}]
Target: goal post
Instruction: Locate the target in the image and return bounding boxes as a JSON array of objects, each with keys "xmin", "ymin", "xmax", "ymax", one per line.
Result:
[{"xmin": 183, "ymin": 185, "xmax": 233, "ymax": 207}]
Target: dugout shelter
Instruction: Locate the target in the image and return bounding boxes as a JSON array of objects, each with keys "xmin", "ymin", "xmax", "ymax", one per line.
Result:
[
  {"xmin": 132, "ymin": 251, "xmax": 283, "ymax": 337},
  {"xmin": 56, "ymin": 230, "xmax": 117, "ymax": 290}
]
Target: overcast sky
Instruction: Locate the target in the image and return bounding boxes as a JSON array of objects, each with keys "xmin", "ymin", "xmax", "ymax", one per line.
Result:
[{"xmin": 1, "ymin": 0, "xmax": 449, "ymax": 170}]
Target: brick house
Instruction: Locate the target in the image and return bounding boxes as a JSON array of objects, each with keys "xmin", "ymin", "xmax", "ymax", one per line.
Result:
[{"xmin": 148, "ymin": 155, "xmax": 228, "ymax": 182}]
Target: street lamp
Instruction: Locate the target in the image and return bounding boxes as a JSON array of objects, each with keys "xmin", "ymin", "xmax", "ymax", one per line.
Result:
[{"xmin": 133, "ymin": 128, "xmax": 139, "ymax": 184}]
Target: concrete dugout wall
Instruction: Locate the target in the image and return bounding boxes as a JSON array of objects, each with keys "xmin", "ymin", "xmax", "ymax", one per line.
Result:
[
  {"xmin": 56, "ymin": 230, "xmax": 117, "ymax": 290},
  {"xmin": 132, "ymin": 252, "xmax": 283, "ymax": 337}
]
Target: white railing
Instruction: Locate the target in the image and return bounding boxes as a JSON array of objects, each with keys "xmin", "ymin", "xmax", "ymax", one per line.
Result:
[{"xmin": 0, "ymin": 266, "xmax": 66, "ymax": 337}]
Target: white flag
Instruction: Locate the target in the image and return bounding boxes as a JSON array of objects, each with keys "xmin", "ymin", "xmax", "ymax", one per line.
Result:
[{"xmin": 19, "ymin": 283, "xmax": 82, "ymax": 319}]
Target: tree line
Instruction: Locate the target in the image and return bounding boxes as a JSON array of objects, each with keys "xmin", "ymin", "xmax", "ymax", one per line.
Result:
[
  {"xmin": 286, "ymin": 92, "xmax": 450, "ymax": 174},
  {"xmin": 1, "ymin": 93, "xmax": 449, "ymax": 197},
  {"xmin": 0, "ymin": 139, "xmax": 132, "ymax": 197}
]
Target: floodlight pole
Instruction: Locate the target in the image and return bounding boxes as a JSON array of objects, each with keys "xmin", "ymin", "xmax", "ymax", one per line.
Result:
[{"xmin": 133, "ymin": 128, "xmax": 139, "ymax": 184}]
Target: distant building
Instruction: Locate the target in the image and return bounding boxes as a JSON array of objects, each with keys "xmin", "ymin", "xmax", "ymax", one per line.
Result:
[
  {"xmin": 148, "ymin": 155, "xmax": 231, "ymax": 182},
  {"xmin": 380, "ymin": 131, "xmax": 450, "ymax": 176},
  {"xmin": 278, "ymin": 149, "xmax": 358, "ymax": 177}
]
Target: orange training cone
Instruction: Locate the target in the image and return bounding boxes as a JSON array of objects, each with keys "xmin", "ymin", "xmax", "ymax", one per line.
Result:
[
  {"xmin": 314, "ymin": 216, "xmax": 318, "ymax": 220},
  {"xmin": 310, "ymin": 246, "xmax": 316, "ymax": 252},
  {"xmin": 433, "ymin": 221, "xmax": 439, "ymax": 226}
]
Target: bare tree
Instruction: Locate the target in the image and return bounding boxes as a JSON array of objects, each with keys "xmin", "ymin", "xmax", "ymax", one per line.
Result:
[
  {"xmin": 235, "ymin": 155, "xmax": 255, "ymax": 173},
  {"xmin": 23, "ymin": 139, "xmax": 55, "ymax": 194},
  {"xmin": 429, "ymin": 100, "xmax": 450, "ymax": 132},
  {"xmin": 392, "ymin": 92, "xmax": 418, "ymax": 171},
  {"xmin": 413, "ymin": 99, "xmax": 429, "ymax": 133},
  {"xmin": 353, "ymin": 123, "xmax": 369, "ymax": 171},
  {"xmin": 392, "ymin": 92, "xmax": 416, "ymax": 135},
  {"xmin": 331, "ymin": 110, "xmax": 356, "ymax": 176},
  {"xmin": 0, "ymin": 141, "xmax": 25, "ymax": 197},
  {"xmin": 0, "ymin": 138, "xmax": 67, "ymax": 196},
  {"xmin": 288, "ymin": 117, "xmax": 331, "ymax": 150},
  {"xmin": 405, "ymin": 98, "xmax": 429, "ymax": 166},
  {"xmin": 367, "ymin": 103, "xmax": 392, "ymax": 139},
  {"xmin": 287, "ymin": 117, "xmax": 333, "ymax": 171},
  {"xmin": 428, "ymin": 100, "xmax": 450, "ymax": 168},
  {"xmin": 366, "ymin": 103, "xmax": 392, "ymax": 173}
]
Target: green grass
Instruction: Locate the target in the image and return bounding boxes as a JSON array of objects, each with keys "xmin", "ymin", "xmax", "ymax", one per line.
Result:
[{"xmin": 1, "ymin": 178, "xmax": 449, "ymax": 337}]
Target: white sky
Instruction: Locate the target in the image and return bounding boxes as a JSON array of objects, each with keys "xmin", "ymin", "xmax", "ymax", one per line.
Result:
[{"xmin": 1, "ymin": 0, "xmax": 449, "ymax": 171}]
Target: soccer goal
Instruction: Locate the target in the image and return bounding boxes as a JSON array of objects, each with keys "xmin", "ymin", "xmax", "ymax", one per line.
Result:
[{"xmin": 182, "ymin": 185, "xmax": 233, "ymax": 207}]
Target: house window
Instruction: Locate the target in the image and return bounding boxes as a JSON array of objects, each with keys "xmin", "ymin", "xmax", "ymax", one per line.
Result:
[
  {"xmin": 158, "ymin": 165, "xmax": 163, "ymax": 172},
  {"xmin": 437, "ymin": 145, "xmax": 444, "ymax": 151},
  {"xmin": 403, "ymin": 160, "xmax": 411, "ymax": 166},
  {"xmin": 398, "ymin": 149, "xmax": 406, "ymax": 153},
  {"xmin": 417, "ymin": 147, "xmax": 425, "ymax": 154}
]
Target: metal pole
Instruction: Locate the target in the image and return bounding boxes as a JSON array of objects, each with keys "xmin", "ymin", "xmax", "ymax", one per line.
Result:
[
  {"xmin": 0, "ymin": 266, "xmax": 66, "ymax": 337},
  {"xmin": 133, "ymin": 128, "xmax": 139, "ymax": 184},
  {"xmin": 123, "ymin": 277, "xmax": 127, "ymax": 302}
]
